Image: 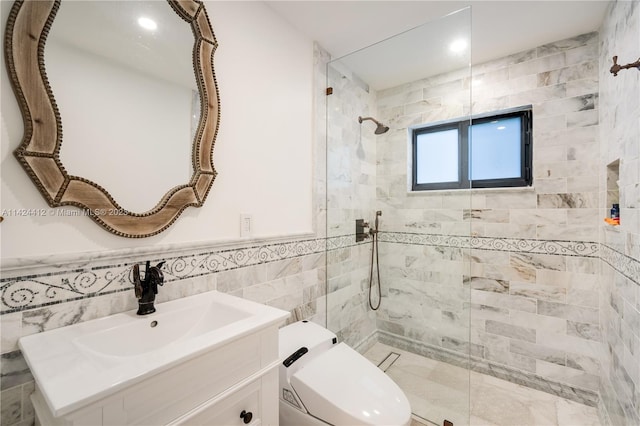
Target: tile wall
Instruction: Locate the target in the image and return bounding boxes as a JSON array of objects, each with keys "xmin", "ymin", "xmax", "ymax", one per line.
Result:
[
  {"xmin": 0, "ymin": 237, "xmax": 330, "ymax": 426},
  {"xmin": 325, "ymin": 59, "xmax": 379, "ymax": 348},
  {"xmin": 598, "ymin": 1, "xmax": 640, "ymax": 425},
  {"xmin": 372, "ymin": 31, "xmax": 604, "ymax": 406},
  {"xmin": 322, "ymin": 9, "xmax": 639, "ymax": 422}
]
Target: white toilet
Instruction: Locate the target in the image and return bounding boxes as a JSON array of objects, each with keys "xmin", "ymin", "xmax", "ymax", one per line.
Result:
[{"xmin": 278, "ymin": 320, "xmax": 412, "ymax": 426}]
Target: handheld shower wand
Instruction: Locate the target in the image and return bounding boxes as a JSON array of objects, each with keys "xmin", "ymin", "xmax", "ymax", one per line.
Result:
[
  {"xmin": 373, "ymin": 210, "xmax": 381, "ymax": 233},
  {"xmin": 368, "ymin": 211, "xmax": 382, "ymax": 310}
]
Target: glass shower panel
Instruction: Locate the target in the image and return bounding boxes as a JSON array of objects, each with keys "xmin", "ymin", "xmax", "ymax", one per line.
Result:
[{"xmin": 325, "ymin": 7, "xmax": 472, "ymax": 426}]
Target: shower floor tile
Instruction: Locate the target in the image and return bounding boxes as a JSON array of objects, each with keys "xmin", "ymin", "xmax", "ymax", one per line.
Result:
[{"xmin": 363, "ymin": 342, "xmax": 601, "ymax": 426}]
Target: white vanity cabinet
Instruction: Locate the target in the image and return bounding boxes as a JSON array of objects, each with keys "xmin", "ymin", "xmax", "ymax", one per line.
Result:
[
  {"xmin": 20, "ymin": 291, "xmax": 289, "ymax": 426},
  {"xmin": 32, "ymin": 326, "xmax": 280, "ymax": 426}
]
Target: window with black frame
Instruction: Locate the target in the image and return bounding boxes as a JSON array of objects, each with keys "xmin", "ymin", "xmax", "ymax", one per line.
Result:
[{"xmin": 412, "ymin": 106, "xmax": 533, "ymax": 191}]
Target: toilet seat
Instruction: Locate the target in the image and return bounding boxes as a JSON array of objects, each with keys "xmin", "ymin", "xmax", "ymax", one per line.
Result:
[{"xmin": 290, "ymin": 342, "xmax": 411, "ymax": 426}]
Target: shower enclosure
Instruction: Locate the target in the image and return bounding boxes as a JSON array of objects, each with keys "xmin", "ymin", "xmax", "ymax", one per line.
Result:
[{"xmin": 325, "ymin": 8, "xmax": 472, "ymax": 426}]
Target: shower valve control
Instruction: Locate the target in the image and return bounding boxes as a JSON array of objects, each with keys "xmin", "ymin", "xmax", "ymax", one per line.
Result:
[{"xmin": 355, "ymin": 219, "xmax": 370, "ymax": 242}]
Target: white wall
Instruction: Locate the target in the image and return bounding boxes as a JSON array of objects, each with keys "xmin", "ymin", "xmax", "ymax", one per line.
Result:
[{"xmin": 0, "ymin": 1, "xmax": 314, "ymax": 259}]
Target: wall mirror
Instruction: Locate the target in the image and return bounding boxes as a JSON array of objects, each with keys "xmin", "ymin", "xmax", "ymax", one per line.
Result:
[{"xmin": 4, "ymin": 0, "xmax": 220, "ymax": 238}]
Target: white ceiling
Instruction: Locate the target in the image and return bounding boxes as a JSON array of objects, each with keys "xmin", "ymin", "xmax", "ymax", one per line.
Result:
[{"xmin": 265, "ymin": 1, "xmax": 612, "ymax": 89}]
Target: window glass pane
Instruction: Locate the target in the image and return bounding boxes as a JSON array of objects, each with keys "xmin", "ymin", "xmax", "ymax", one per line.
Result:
[
  {"xmin": 416, "ymin": 129, "xmax": 458, "ymax": 184},
  {"xmin": 469, "ymin": 117, "xmax": 521, "ymax": 180}
]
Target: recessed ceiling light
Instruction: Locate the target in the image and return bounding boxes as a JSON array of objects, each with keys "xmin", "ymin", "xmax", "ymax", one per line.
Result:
[
  {"xmin": 138, "ymin": 17, "xmax": 157, "ymax": 31},
  {"xmin": 449, "ymin": 39, "xmax": 467, "ymax": 53}
]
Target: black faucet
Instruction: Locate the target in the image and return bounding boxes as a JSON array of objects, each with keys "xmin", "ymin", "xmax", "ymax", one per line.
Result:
[{"xmin": 132, "ymin": 261, "xmax": 166, "ymax": 315}]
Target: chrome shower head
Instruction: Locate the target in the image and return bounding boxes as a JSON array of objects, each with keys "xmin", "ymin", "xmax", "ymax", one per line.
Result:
[{"xmin": 358, "ymin": 116, "xmax": 389, "ymax": 135}]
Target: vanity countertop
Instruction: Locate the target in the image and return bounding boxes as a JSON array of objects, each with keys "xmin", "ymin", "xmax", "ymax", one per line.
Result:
[{"xmin": 19, "ymin": 290, "xmax": 289, "ymax": 417}]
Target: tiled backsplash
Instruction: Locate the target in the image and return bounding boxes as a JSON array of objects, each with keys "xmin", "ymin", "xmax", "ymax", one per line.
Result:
[
  {"xmin": 1, "ymin": 237, "xmax": 327, "ymax": 314},
  {"xmin": 4, "ymin": 233, "xmax": 636, "ymax": 344},
  {"xmin": 0, "ymin": 235, "xmax": 330, "ymax": 426}
]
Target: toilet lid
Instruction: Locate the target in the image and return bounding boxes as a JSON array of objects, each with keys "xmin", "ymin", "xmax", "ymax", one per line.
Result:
[{"xmin": 290, "ymin": 343, "xmax": 411, "ymax": 426}]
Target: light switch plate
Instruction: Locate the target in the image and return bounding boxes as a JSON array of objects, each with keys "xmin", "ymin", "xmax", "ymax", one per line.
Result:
[{"xmin": 240, "ymin": 214, "xmax": 252, "ymax": 237}]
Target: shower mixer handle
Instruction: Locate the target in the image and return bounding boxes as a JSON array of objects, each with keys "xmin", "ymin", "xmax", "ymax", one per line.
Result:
[{"xmin": 355, "ymin": 219, "xmax": 371, "ymax": 242}]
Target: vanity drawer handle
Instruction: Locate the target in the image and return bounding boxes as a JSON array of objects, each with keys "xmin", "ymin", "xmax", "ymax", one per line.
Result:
[{"xmin": 240, "ymin": 410, "xmax": 253, "ymax": 424}]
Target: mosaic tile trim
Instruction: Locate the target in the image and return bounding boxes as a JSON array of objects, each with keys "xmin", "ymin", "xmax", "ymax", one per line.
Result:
[
  {"xmin": 0, "ymin": 237, "xmax": 328, "ymax": 314},
  {"xmin": 161, "ymin": 238, "xmax": 326, "ymax": 280},
  {"xmin": 600, "ymin": 243, "xmax": 640, "ymax": 286},
  {"xmin": 0, "ymin": 267, "xmax": 132, "ymax": 315},
  {"xmin": 2, "ymin": 232, "xmax": 633, "ymax": 313},
  {"xmin": 378, "ymin": 232, "xmax": 600, "ymax": 258}
]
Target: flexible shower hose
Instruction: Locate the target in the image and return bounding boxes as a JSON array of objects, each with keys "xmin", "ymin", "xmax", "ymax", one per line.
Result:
[{"xmin": 368, "ymin": 230, "xmax": 381, "ymax": 310}]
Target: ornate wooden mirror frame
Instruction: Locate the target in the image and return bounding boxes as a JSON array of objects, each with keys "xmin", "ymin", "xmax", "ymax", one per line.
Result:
[{"xmin": 4, "ymin": 0, "xmax": 220, "ymax": 238}]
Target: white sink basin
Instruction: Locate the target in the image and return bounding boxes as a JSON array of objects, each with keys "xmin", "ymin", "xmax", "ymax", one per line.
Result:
[
  {"xmin": 75, "ymin": 298, "xmax": 251, "ymax": 357},
  {"xmin": 19, "ymin": 290, "xmax": 289, "ymax": 417}
]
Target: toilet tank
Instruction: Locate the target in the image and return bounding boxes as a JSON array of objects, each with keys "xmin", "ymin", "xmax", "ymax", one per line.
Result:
[
  {"xmin": 279, "ymin": 320, "xmax": 337, "ymax": 363},
  {"xmin": 278, "ymin": 321, "xmax": 338, "ymax": 413}
]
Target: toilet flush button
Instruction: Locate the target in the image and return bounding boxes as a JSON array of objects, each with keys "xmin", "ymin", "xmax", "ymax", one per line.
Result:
[{"xmin": 283, "ymin": 347, "xmax": 309, "ymax": 367}]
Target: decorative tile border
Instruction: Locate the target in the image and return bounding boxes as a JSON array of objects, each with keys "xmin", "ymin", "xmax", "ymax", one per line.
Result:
[
  {"xmin": 2, "ymin": 232, "xmax": 636, "ymax": 313},
  {"xmin": 600, "ymin": 243, "xmax": 640, "ymax": 286},
  {"xmin": 378, "ymin": 231, "xmax": 601, "ymax": 258},
  {"xmin": 0, "ymin": 237, "xmax": 327, "ymax": 314}
]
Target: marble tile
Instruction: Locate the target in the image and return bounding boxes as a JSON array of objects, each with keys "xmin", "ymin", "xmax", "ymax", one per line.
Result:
[
  {"xmin": 216, "ymin": 264, "xmax": 266, "ymax": 293},
  {"xmin": 21, "ymin": 384, "xmax": 34, "ymax": 424},
  {"xmin": 0, "ymin": 351, "xmax": 31, "ymax": 391},
  {"xmin": 510, "ymin": 281, "xmax": 567, "ymax": 303},
  {"xmin": 538, "ymin": 62, "xmax": 598, "ymax": 87},
  {"xmin": 471, "ymin": 289, "xmax": 537, "ymax": 314},
  {"xmin": 511, "ymin": 252, "xmax": 567, "ymax": 271},
  {"xmin": 568, "ymin": 355, "xmax": 601, "ymax": 382},
  {"xmin": 509, "ymin": 340, "xmax": 566, "ymax": 366},
  {"xmin": 567, "ymin": 108, "xmax": 599, "ymax": 128},
  {"xmin": 537, "ymin": 193, "xmax": 598, "ymax": 209},
  {"xmin": 363, "ymin": 342, "xmax": 601, "ymax": 426},
  {"xmin": 0, "ymin": 313, "xmax": 21, "ymax": 354},
  {"xmin": 467, "ymin": 276, "xmax": 509, "ymax": 294},
  {"xmin": 567, "ymin": 320, "xmax": 601, "ymax": 341},
  {"xmin": 485, "ymin": 320, "xmax": 536, "ymax": 343},
  {"xmin": 509, "ymin": 310, "xmax": 567, "ymax": 334},
  {"xmin": 538, "ymin": 300, "xmax": 599, "ymax": 325},
  {"xmin": 0, "ymin": 386, "xmax": 21, "ymax": 426},
  {"xmin": 536, "ymin": 359, "xmax": 599, "ymax": 391}
]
